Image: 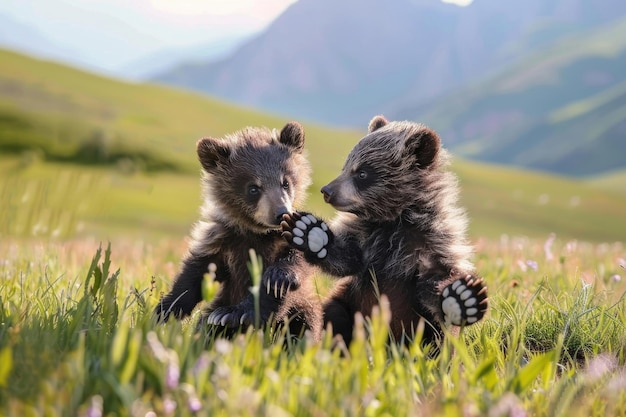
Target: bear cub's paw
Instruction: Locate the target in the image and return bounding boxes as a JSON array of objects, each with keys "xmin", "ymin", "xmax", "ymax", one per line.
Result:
[
  {"xmin": 441, "ymin": 275, "xmax": 488, "ymax": 327},
  {"xmin": 263, "ymin": 265, "xmax": 300, "ymax": 299},
  {"xmin": 205, "ymin": 305, "xmax": 254, "ymax": 328},
  {"xmin": 281, "ymin": 212, "xmax": 329, "ymax": 259}
]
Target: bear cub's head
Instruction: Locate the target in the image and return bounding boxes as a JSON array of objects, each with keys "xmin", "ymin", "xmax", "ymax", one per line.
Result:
[
  {"xmin": 321, "ymin": 115, "xmax": 444, "ymax": 221},
  {"xmin": 197, "ymin": 122, "xmax": 311, "ymax": 233}
]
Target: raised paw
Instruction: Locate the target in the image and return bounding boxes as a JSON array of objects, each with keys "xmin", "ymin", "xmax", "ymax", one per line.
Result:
[
  {"xmin": 441, "ymin": 275, "xmax": 488, "ymax": 327},
  {"xmin": 204, "ymin": 305, "xmax": 254, "ymax": 328},
  {"xmin": 262, "ymin": 266, "xmax": 299, "ymax": 299},
  {"xmin": 281, "ymin": 212, "xmax": 329, "ymax": 259}
]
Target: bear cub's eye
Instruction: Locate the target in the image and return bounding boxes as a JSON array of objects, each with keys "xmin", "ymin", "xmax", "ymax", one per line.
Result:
[
  {"xmin": 353, "ymin": 165, "xmax": 376, "ymax": 191},
  {"xmin": 248, "ymin": 185, "xmax": 260, "ymax": 196},
  {"xmin": 282, "ymin": 179, "xmax": 290, "ymax": 190}
]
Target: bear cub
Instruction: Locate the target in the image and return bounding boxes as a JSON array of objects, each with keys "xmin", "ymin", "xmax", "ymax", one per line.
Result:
[
  {"xmin": 154, "ymin": 122, "xmax": 322, "ymax": 341},
  {"xmin": 282, "ymin": 116, "xmax": 487, "ymax": 346}
]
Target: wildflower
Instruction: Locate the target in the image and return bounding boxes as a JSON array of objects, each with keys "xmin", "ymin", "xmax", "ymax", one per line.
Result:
[
  {"xmin": 163, "ymin": 396, "xmax": 177, "ymax": 415},
  {"xmin": 611, "ymin": 274, "xmax": 622, "ymax": 282},
  {"xmin": 489, "ymin": 392, "xmax": 526, "ymax": 417},
  {"xmin": 85, "ymin": 395, "xmax": 103, "ymax": 417},
  {"xmin": 181, "ymin": 384, "xmax": 202, "ymax": 412},
  {"xmin": 165, "ymin": 359, "xmax": 180, "ymax": 389},
  {"xmin": 566, "ymin": 240, "xmax": 578, "ymax": 253},
  {"xmin": 146, "ymin": 331, "xmax": 168, "ymax": 362},
  {"xmin": 525, "ymin": 260, "xmax": 538, "ymax": 271},
  {"xmin": 544, "ymin": 233, "xmax": 555, "ymax": 261},
  {"xmin": 188, "ymin": 396, "xmax": 202, "ymax": 413},
  {"xmin": 193, "ymin": 352, "xmax": 210, "ymax": 376},
  {"xmin": 517, "ymin": 260, "xmax": 527, "ymax": 272},
  {"xmin": 584, "ymin": 353, "xmax": 617, "ymax": 382}
]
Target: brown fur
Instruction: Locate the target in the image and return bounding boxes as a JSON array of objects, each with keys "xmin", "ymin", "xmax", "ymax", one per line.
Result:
[
  {"xmin": 154, "ymin": 122, "xmax": 322, "ymax": 341},
  {"xmin": 283, "ymin": 116, "xmax": 485, "ymax": 346}
]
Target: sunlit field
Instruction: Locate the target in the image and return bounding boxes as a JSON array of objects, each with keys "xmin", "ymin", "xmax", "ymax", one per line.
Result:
[{"xmin": 1, "ymin": 222, "xmax": 625, "ymax": 416}]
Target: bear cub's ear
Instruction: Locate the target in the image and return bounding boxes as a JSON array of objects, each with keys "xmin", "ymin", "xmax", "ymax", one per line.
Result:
[
  {"xmin": 197, "ymin": 137, "xmax": 231, "ymax": 170},
  {"xmin": 368, "ymin": 115, "xmax": 388, "ymax": 133},
  {"xmin": 406, "ymin": 127, "xmax": 441, "ymax": 168},
  {"xmin": 279, "ymin": 122, "xmax": 305, "ymax": 152}
]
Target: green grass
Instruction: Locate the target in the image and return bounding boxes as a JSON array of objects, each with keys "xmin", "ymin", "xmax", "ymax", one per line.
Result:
[
  {"xmin": 0, "ymin": 236, "xmax": 625, "ymax": 416},
  {"xmin": 3, "ymin": 155, "xmax": 626, "ymax": 243},
  {"xmin": 586, "ymin": 169, "xmax": 626, "ymax": 196}
]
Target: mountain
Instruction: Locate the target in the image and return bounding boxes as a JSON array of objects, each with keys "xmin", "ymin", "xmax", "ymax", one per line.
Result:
[
  {"xmin": 395, "ymin": 17, "xmax": 626, "ymax": 177},
  {"xmin": 153, "ymin": 0, "xmax": 626, "ymax": 127},
  {"xmin": 117, "ymin": 34, "xmax": 254, "ymax": 81}
]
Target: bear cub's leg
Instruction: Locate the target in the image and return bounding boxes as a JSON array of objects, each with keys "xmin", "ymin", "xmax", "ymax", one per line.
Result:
[{"xmin": 441, "ymin": 275, "xmax": 488, "ymax": 326}]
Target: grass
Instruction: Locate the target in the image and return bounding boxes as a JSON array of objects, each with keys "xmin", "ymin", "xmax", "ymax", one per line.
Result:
[
  {"xmin": 0, "ymin": 235, "xmax": 625, "ymax": 416},
  {"xmin": 586, "ymin": 169, "xmax": 626, "ymax": 196},
  {"xmin": 4, "ymin": 156, "xmax": 626, "ymax": 243}
]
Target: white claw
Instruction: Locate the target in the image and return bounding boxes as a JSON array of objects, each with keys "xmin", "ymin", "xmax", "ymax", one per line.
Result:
[
  {"xmin": 317, "ymin": 248, "xmax": 327, "ymax": 259},
  {"xmin": 274, "ymin": 281, "xmax": 279, "ymax": 298},
  {"xmin": 220, "ymin": 314, "xmax": 231, "ymax": 327},
  {"xmin": 240, "ymin": 314, "xmax": 249, "ymax": 325},
  {"xmin": 293, "ymin": 228, "xmax": 304, "ymax": 237},
  {"xmin": 301, "ymin": 215, "xmax": 312, "ymax": 225},
  {"xmin": 295, "ymin": 220, "xmax": 307, "ymax": 229},
  {"xmin": 293, "ymin": 236, "xmax": 304, "ymax": 246}
]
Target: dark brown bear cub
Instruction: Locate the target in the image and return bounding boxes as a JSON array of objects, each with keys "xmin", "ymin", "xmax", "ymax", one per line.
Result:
[
  {"xmin": 154, "ymin": 122, "xmax": 322, "ymax": 341},
  {"xmin": 282, "ymin": 116, "xmax": 487, "ymax": 346}
]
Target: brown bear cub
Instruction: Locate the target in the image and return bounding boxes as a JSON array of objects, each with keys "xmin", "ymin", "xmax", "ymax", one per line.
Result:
[
  {"xmin": 154, "ymin": 122, "xmax": 322, "ymax": 341},
  {"xmin": 281, "ymin": 116, "xmax": 487, "ymax": 346}
]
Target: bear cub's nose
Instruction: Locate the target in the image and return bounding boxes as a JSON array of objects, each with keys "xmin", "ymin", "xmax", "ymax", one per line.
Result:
[
  {"xmin": 275, "ymin": 206, "xmax": 289, "ymax": 223},
  {"xmin": 321, "ymin": 185, "xmax": 333, "ymax": 203}
]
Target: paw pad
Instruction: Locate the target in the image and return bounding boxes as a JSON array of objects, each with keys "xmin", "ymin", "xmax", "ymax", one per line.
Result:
[
  {"xmin": 285, "ymin": 213, "xmax": 329, "ymax": 259},
  {"xmin": 442, "ymin": 275, "xmax": 488, "ymax": 327}
]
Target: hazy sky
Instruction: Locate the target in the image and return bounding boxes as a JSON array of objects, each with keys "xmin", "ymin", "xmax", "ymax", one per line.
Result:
[
  {"xmin": 0, "ymin": 0, "xmax": 472, "ymax": 76},
  {"xmin": 0, "ymin": 0, "xmax": 299, "ymax": 73}
]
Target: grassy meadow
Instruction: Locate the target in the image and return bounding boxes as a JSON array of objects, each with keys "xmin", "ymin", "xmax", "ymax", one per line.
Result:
[
  {"xmin": 1, "ymin": 48, "xmax": 626, "ymax": 416},
  {"xmin": 0, "ymin": 234, "xmax": 625, "ymax": 416}
]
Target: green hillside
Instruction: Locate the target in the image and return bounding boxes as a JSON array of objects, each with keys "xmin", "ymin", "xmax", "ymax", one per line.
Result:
[
  {"xmin": 586, "ymin": 169, "xmax": 626, "ymax": 195},
  {"xmin": 0, "ymin": 48, "xmax": 361, "ymax": 176},
  {"xmin": 1, "ymin": 48, "xmax": 626, "ymax": 243},
  {"xmin": 401, "ymin": 17, "xmax": 626, "ymax": 177}
]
